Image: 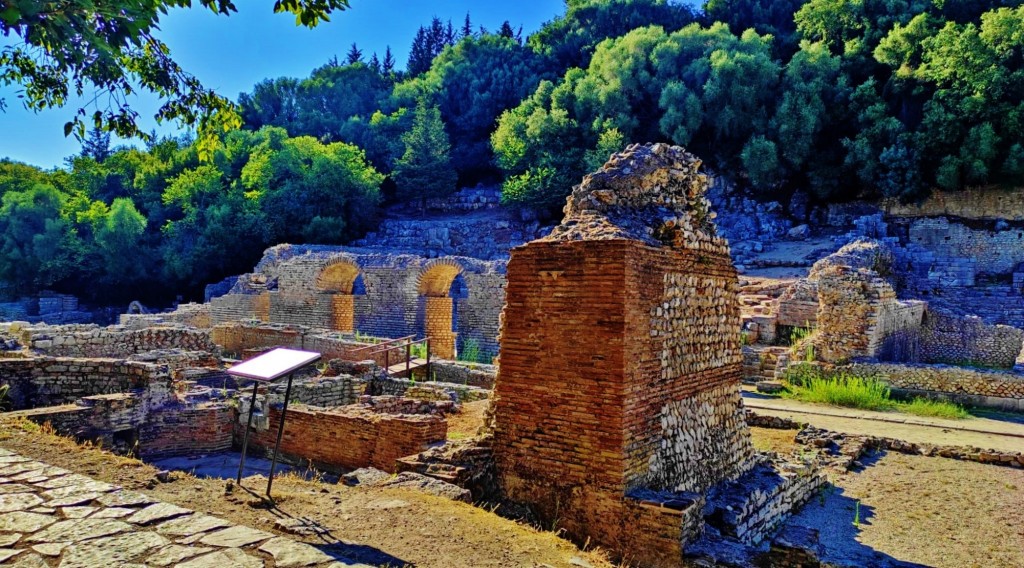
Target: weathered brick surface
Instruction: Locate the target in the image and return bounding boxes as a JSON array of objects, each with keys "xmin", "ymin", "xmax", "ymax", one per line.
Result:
[
  {"xmin": 0, "ymin": 357, "xmax": 171, "ymax": 410},
  {"xmin": 139, "ymin": 403, "xmax": 235, "ymax": 458},
  {"xmin": 240, "ymin": 404, "xmax": 446, "ymax": 473}
]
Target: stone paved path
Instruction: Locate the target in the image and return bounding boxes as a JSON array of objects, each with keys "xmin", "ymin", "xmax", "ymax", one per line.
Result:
[
  {"xmin": 0, "ymin": 449, "xmax": 372, "ymax": 567},
  {"xmin": 743, "ymin": 389, "xmax": 1024, "ymax": 453}
]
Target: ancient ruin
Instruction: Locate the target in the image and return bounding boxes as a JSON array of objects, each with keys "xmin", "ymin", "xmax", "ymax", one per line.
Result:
[{"xmin": 3, "ymin": 146, "xmax": 1024, "ymax": 568}]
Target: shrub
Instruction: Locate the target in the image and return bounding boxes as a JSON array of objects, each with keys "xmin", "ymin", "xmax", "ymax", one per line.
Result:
[{"xmin": 901, "ymin": 397, "xmax": 970, "ymax": 420}]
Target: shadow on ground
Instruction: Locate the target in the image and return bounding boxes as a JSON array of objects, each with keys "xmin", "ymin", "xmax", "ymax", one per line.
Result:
[
  {"xmin": 236, "ymin": 485, "xmax": 413, "ymax": 567},
  {"xmin": 783, "ymin": 463, "xmax": 931, "ymax": 568}
]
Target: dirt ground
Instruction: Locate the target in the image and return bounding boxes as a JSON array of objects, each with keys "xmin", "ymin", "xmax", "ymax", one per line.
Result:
[
  {"xmin": 0, "ymin": 418, "xmax": 615, "ymax": 568},
  {"xmin": 3, "ymin": 411, "xmax": 1021, "ymax": 568},
  {"xmin": 790, "ymin": 451, "xmax": 1024, "ymax": 568}
]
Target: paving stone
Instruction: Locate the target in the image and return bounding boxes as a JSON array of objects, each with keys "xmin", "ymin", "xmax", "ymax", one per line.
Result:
[
  {"xmin": 61, "ymin": 506, "xmax": 96, "ymax": 518},
  {"xmin": 0, "ymin": 477, "xmax": 12, "ymax": 484},
  {"xmin": 27, "ymin": 518, "xmax": 131, "ymax": 544},
  {"xmin": 9, "ymin": 469, "xmax": 47, "ymax": 481},
  {"xmin": 45, "ymin": 491, "xmax": 103, "ymax": 508},
  {"xmin": 198, "ymin": 525, "xmax": 274, "ymax": 548},
  {"xmin": 0, "ymin": 449, "xmax": 13, "ymax": 457},
  {"xmin": 29, "ymin": 507, "xmax": 55, "ymax": 514},
  {"xmin": 91, "ymin": 507, "xmax": 135, "ymax": 519},
  {"xmin": 126, "ymin": 502, "xmax": 191, "ymax": 526},
  {"xmin": 59, "ymin": 531, "xmax": 169, "ymax": 568},
  {"xmin": 40, "ymin": 480, "xmax": 115, "ymax": 500},
  {"xmin": 259, "ymin": 537, "xmax": 338, "ymax": 567},
  {"xmin": 7, "ymin": 552, "xmax": 49, "ymax": 567},
  {"xmin": 0, "ymin": 532, "xmax": 19, "ymax": 547},
  {"xmin": 36, "ymin": 474, "xmax": 94, "ymax": 490},
  {"xmin": 0, "ymin": 511, "xmax": 56, "ymax": 533},
  {"xmin": 0, "ymin": 492, "xmax": 43, "ymax": 513},
  {"xmin": 0, "ymin": 483, "xmax": 34, "ymax": 495},
  {"xmin": 144, "ymin": 543, "xmax": 215, "ymax": 566},
  {"xmin": 0, "ymin": 463, "xmax": 43, "ymax": 477},
  {"xmin": 95, "ymin": 490, "xmax": 157, "ymax": 508},
  {"xmin": 0, "ymin": 548, "xmax": 23, "ymax": 563},
  {"xmin": 0, "ymin": 455, "xmax": 31, "ymax": 465},
  {"xmin": 154, "ymin": 513, "xmax": 229, "ymax": 537},
  {"xmin": 175, "ymin": 548, "xmax": 264, "ymax": 568},
  {"xmin": 31, "ymin": 542, "xmax": 66, "ymax": 556}
]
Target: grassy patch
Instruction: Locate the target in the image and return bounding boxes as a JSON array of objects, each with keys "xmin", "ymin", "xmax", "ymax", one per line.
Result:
[
  {"xmin": 901, "ymin": 397, "xmax": 971, "ymax": 419},
  {"xmin": 783, "ymin": 371, "xmax": 970, "ymax": 419}
]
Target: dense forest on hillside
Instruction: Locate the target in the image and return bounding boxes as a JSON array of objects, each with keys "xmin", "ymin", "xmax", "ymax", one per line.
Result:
[{"xmin": 2, "ymin": 0, "xmax": 1023, "ymax": 304}]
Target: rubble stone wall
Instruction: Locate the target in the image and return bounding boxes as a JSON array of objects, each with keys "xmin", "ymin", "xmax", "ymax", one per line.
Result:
[
  {"xmin": 120, "ymin": 303, "xmax": 212, "ymax": 329},
  {"xmin": 13, "ymin": 324, "xmax": 216, "ymax": 358},
  {"xmin": 918, "ymin": 312, "xmax": 1024, "ymax": 369},
  {"xmin": 905, "ymin": 217, "xmax": 1024, "ymax": 276},
  {"xmin": 883, "ymin": 187, "xmax": 1024, "ymax": 221},
  {"xmin": 845, "ymin": 362, "xmax": 1024, "ymax": 411},
  {"xmin": 0, "ymin": 357, "xmax": 172, "ymax": 410},
  {"xmin": 241, "ymin": 404, "xmax": 446, "ymax": 473},
  {"xmin": 775, "ymin": 280, "xmax": 818, "ymax": 329}
]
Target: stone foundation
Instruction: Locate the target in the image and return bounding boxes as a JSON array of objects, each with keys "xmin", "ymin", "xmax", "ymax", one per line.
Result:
[
  {"xmin": 0, "ymin": 357, "xmax": 172, "ymax": 410},
  {"xmin": 240, "ymin": 402, "xmax": 447, "ymax": 473}
]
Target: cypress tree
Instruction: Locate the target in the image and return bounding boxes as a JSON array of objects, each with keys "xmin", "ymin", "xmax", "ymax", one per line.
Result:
[{"xmin": 393, "ymin": 99, "xmax": 457, "ymax": 207}]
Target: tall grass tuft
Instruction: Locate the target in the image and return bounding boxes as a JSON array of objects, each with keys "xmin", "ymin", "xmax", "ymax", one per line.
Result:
[
  {"xmin": 902, "ymin": 397, "xmax": 971, "ymax": 419},
  {"xmin": 783, "ymin": 369, "xmax": 971, "ymax": 419},
  {"xmin": 787, "ymin": 373, "xmax": 894, "ymax": 411}
]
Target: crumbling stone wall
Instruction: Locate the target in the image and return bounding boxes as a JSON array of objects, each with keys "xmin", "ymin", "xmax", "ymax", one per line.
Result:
[
  {"xmin": 0, "ymin": 357, "xmax": 172, "ymax": 410},
  {"xmin": 775, "ymin": 280, "xmax": 818, "ymax": 329},
  {"xmin": 844, "ymin": 362, "xmax": 1024, "ymax": 411},
  {"xmin": 241, "ymin": 403, "xmax": 447, "ymax": 473},
  {"xmin": 10, "ymin": 323, "xmax": 216, "ymax": 358},
  {"xmin": 883, "ymin": 187, "xmax": 1024, "ymax": 221},
  {"xmin": 916, "ymin": 311, "xmax": 1024, "ymax": 369},
  {"xmin": 811, "ymin": 241, "xmax": 925, "ymax": 363},
  {"xmin": 120, "ymin": 303, "xmax": 212, "ymax": 329},
  {"xmin": 492, "ymin": 144, "xmax": 768, "ymax": 566},
  {"xmin": 203, "ymin": 250, "xmax": 505, "ymax": 358}
]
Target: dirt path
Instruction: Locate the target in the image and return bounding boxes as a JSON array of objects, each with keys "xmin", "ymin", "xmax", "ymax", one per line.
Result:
[
  {"xmin": 0, "ymin": 420, "xmax": 614, "ymax": 568},
  {"xmin": 743, "ymin": 391, "xmax": 1024, "ymax": 453},
  {"xmin": 786, "ymin": 452, "xmax": 1024, "ymax": 568}
]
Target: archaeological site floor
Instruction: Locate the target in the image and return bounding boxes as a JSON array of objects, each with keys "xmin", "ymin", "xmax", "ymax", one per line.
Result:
[
  {"xmin": 0, "ymin": 419, "xmax": 616, "ymax": 568},
  {"xmin": 3, "ymin": 401, "xmax": 1022, "ymax": 568}
]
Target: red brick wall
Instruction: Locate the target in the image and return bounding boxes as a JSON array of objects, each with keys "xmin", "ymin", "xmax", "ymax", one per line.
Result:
[
  {"xmin": 140, "ymin": 403, "xmax": 235, "ymax": 458},
  {"xmin": 493, "ymin": 239, "xmax": 752, "ymax": 565},
  {"xmin": 239, "ymin": 405, "xmax": 446, "ymax": 473}
]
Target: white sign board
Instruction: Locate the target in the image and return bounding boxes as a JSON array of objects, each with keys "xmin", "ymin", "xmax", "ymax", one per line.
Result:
[{"xmin": 226, "ymin": 348, "xmax": 322, "ymax": 382}]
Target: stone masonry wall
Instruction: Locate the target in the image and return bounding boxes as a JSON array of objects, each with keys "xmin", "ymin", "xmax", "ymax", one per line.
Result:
[
  {"xmin": 844, "ymin": 362, "xmax": 1024, "ymax": 411},
  {"xmin": 0, "ymin": 357, "xmax": 172, "ymax": 410},
  {"xmin": 204, "ymin": 250, "xmax": 505, "ymax": 356},
  {"xmin": 917, "ymin": 311, "xmax": 1024, "ymax": 369},
  {"xmin": 904, "ymin": 217, "xmax": 1024, "ymax": 277},
  {"xmin": 883, "ymin": 187, "xmax": 1024, "ymax": 220},
  {"xmin": 12, "ymin": 324, "xmax": 216, "ymax": 358},
  {"xmin": 240, "ymin": 404, "xmax": 446, "ymax": 473},
  {"xmin": 139, "ymin": 403, "xmax": 235, "ymax": 458},
  {"xmin": 493, "ymin": 143, "xmax": 761, "ymax": 567}
]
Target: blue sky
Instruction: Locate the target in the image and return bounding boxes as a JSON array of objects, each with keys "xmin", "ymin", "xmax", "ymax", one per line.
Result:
[{"xmin": 0, "ymin": 0, "xmax": 566, "ymax": 168}]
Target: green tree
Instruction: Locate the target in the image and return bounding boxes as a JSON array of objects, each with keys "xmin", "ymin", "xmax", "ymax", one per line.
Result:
[
  {"xmin": 393, "ymin": 101, "xmax": 457, "ymax": 205},
  {"xmin": 0, "ymin": 0, "xmax": 350, "ymax": 153},
  {"xmin": 95, "ymin": 197, "xmax": 148, "ymax": 291},
  {"xmin": 0, "ymin": 184, "xmax": 77, "ymax": 294}
]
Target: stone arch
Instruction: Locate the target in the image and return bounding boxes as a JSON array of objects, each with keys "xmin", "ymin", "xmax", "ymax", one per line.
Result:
[
  {"xmin": 316, "ymin": 259, "xmax": 363, "ymax": 332},
  {"xmin": 417, "ymin": 260, "xmax": 464, "ymax": 358}
]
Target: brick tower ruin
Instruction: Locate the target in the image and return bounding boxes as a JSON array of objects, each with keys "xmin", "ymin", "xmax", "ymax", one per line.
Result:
[{"xmin": 492, "ymin": 144, "xmax": 820, "ymax": 566}]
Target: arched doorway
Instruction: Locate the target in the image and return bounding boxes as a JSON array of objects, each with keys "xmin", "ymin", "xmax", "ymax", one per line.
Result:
[
  {"xmin": 418, "ymin": 262, "xmax": 463, "ymax": 359},
  {"xmin": 316, "ymin": 261, "xmax": 363, "ymax": 333}
]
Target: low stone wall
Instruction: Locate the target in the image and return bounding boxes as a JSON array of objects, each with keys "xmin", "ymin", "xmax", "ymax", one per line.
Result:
[
  {"xmin": 882, "ymin": 186, "xmax": 1024, "ymax": 221},
  {"xmin": 266, "ymin": 375, "xmax": 367, "ymax": 408},
  {"xmin": 240, "ymin": 403, "xmax": 447, "ymax": 473},
  {"xmin": 10, "ymin": 323, "xmax": 216, "ymax": 358},
  {"xmin": 139, "ymin": 402, "xmax": 235, "ymax": 458},
  {"xmin": 775, "ymin": 280, "xmax": 818, "ymax": 329},
  {"xmin": 410, "ymin": 359, "xmax": 497, "ymax": 389},
  {"xmin": 916, "ymin": 312, "xmax": 1024, "ymax": 369},
  {"xmin": 128, "ymin": 349, "xmax": 220, "ymax": 371},
  {"xmin": 846, "ymin": 362, "xmax": 1024, "ymax": 411},
  {"xmin": 368, "ymin": 376, "xmax": 489, "ymax": 403},
  {"xmin": 120, "ymin": 303, "xmax": 212, "ymax": 329},
  {"xmin": 0, "ymin": 357, "xmax": 172, "ymax": 410}
]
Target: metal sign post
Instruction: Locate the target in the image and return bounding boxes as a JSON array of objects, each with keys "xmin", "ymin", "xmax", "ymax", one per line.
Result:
[{"xmin": 227, "ymin": 347, "xmax": 321, "ymax": 500}]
